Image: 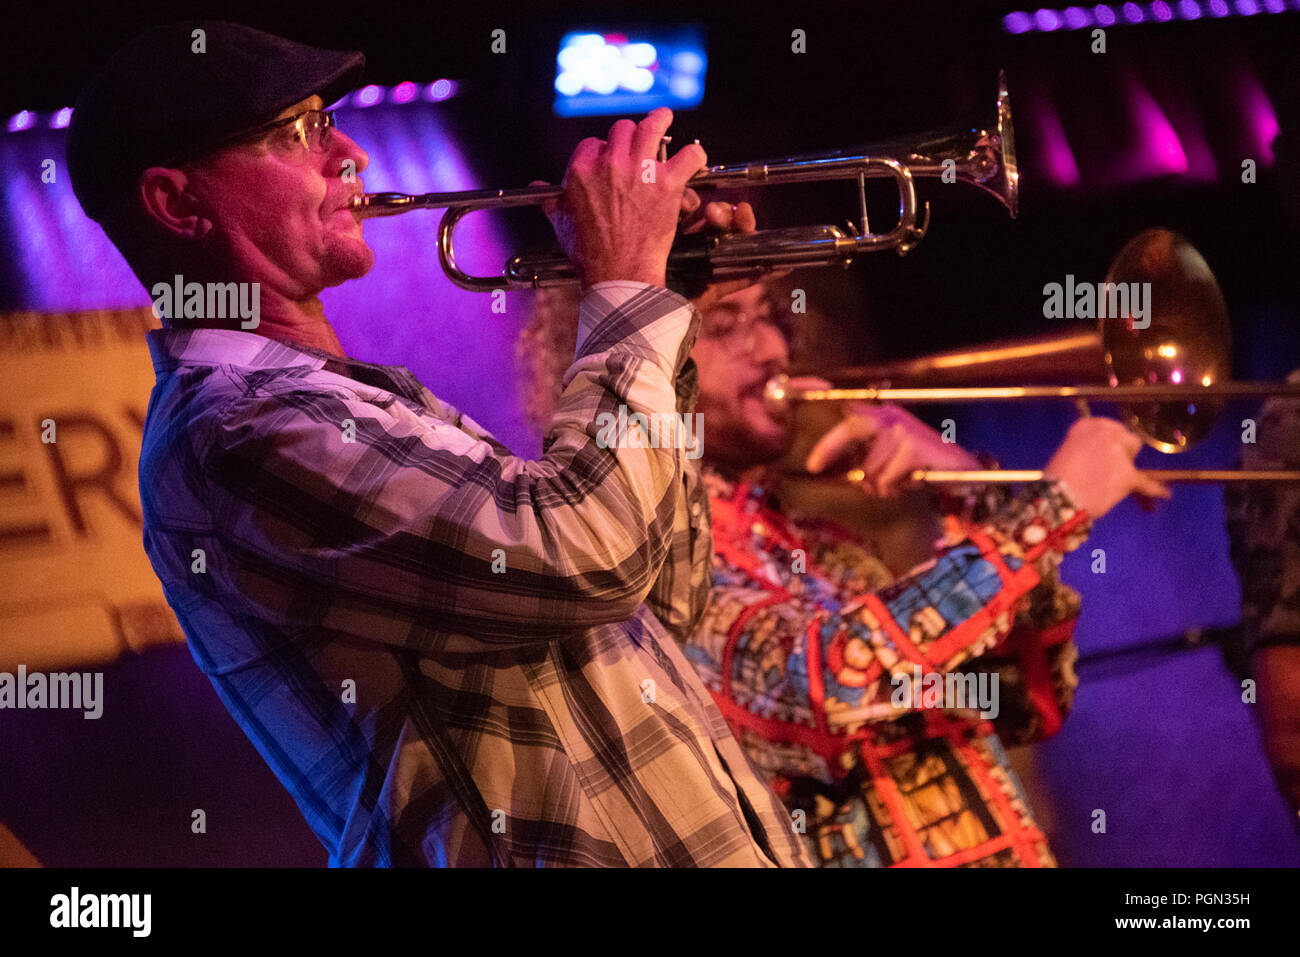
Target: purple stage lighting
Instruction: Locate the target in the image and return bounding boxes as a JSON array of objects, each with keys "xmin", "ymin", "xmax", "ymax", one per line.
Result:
[
  {"xmin": 1006, "ymin": 0, "xmax": 1293, "ymax": 28},
  {"xmin": 1064, "ymin": 6, "xmax": 1093, "ymax": 27},
  {"xmin": 1005, "ymin": 10, "xmax": 1035, "ymax": 31},
  {"xmin": 1127, "ymin": 76, "xmax": 1190, "ymax": 178},
  {"xmin": 1035, "ymin": 7, "xmax": 1064, "ymax": 28},
  {"xmin": 426, "ymin": 79, "xmax": 456, "ymax": 102},
  {"xmin": 355, "ymin": 85, "xmax": 383, "ymax": 108}
]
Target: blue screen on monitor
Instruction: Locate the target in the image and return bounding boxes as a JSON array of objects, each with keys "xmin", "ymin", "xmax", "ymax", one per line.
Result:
[{"xmin": 553, "ymin": 26, "xmax": 707, "ymax": 117}]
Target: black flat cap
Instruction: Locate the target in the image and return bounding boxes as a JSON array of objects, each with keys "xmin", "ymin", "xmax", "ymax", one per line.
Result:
[{"xmin": 67, "ymin": 20, "xmax": 364, "ymax": 222}]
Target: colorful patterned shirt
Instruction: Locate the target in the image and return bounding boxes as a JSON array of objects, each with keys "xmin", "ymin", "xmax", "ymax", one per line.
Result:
[
  {"xmin": 683, "ymin": 467, "xmax": 1090, "ymax": 866},
  {"xmin": 138, "ymin": 282, "xmax": 809, "ymax": 868}
]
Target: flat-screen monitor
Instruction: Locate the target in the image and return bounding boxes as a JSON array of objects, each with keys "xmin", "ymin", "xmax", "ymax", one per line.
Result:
[{"xmin": 553, "ymin": 26, "xmax": 707, "ymax": 118}]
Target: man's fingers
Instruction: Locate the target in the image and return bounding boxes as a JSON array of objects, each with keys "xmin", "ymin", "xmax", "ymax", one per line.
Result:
[
  {"xmin": 1133, "ymin": 471, "xmax": 1172, "ymax": 501},
  {"xmin": 566, "ymin": 137, "xmax": 604, "ymax": 178},
  {"xmin": 847, "ymin": 400, "xmax": 905, "ymax": 426},
  {"xmin": 703, "ymin": 201, "xmax": 733, "ymax": 229},
  {"xmin": 1117, "ymin": 424, "xmax": 1144, "ymax": 458},
  {"xmin": 692, "ymin": 277, "xmax": 760, "ymax": 302},
  {"xmin": 665, "ymin": 141, "xmax": 708, "ymax": 182},
  {"xmin": 805, "ymin": 429, "xmax": 842, "ymax": 474},
  {"xmin": 862, "ymin": 423, "xmax": 906, "ymax": 478},
  {"xmin": 806, "ymin": 415, "xmax": 881, "ymax": 473},
  {"xmin": 680, "ymin": 188, "xmax": 702, "ymax": 217},
  {"xmin": 682, "ymin": 200, "xmax": 751, "ymax": 237},
  {"xmin": 607, "ymin": 118, "xmax": 636, "ymax": 158},
  {"xmin": 732, "ymin": 201, "xmax": 757, "ymax": 233},
  {"xmin": 874, "ymin": 437, "xmax": 916, "ymax": 496},
  {"xmin": 630, "ymin": 107, "xmax": 674, "ymax": 159},
  {"xmin": 697, "ymin": 201, "xmax": 755, "ymax": 233},
  {"xmin": 786, "ymin": 375, "xmax": 832, "ymax": 392},
  {"xmin": 530, "ymin": 180, "xmax": 559, "ymax": 217}
]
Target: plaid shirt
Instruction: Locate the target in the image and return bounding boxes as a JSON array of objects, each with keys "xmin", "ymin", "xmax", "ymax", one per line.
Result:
[{"xmin": 139, "ymin": 282, "xmax": 808, "ymax": 867}]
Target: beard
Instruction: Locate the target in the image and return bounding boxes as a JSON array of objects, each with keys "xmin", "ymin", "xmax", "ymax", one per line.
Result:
[{"xmin": 698, "ymin": 402, "xmax": 794, "ymax": 469}]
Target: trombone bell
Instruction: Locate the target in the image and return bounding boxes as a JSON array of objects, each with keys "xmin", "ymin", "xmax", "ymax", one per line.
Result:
[
  {"xmin": 1101, "ymin": 228, "xmax": 1231, "ymax": 453},
  {"xmin": 769, "ymin": 228, "xmax": 1300, "ymax": 481}
]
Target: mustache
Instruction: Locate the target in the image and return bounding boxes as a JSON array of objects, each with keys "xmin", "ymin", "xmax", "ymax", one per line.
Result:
[{"xmin": 740, "ymin": 364, "xmax": 788, "ymax": 398}]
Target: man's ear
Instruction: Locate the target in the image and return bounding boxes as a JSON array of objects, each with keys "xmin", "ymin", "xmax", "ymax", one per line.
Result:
[{"xmin": 137, "ymin": 167, "xmax": 211, "ymax": 240}]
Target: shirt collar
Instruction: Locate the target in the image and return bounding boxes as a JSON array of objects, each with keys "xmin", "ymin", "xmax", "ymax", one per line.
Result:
[
  {"xmin": 145, "ymin": 326, "xmax": 433, "ymax": 406},
  {"xmin": 146, "ymin": 327, "xmax": 327, "ymax": 375}
]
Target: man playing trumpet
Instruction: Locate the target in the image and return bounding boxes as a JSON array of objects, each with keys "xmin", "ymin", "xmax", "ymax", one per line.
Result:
[{"xmin": 68, "ymin": 20, "xmax": 808, "ymax": 867}]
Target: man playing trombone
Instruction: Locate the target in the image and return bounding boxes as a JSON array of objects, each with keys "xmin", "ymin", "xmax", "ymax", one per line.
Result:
[{"xmin": 521, "ymin": 270, "xmax": 1169, "ymax": 866}]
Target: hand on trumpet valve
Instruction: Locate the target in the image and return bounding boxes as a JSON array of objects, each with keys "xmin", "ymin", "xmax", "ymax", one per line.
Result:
[
  {"xmin": 532, "ymin": 107, "xmax": 708, "ymax": 290},
  {"xmin": 805, "ymin": 397, "xmax": 984, "ymax": 498},
  {"xmin": 683, "ymin": 199, "xmax": 764, "ymax": 311}
]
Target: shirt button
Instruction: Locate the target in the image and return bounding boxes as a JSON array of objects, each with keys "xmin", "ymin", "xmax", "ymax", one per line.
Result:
[{"xmin": 691, "ymin": 502, "xmax": 702, "ymax": 518}]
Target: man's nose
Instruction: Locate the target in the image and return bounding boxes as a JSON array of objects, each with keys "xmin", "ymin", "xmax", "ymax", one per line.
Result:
[
  {"xmin": 750, "ymin": 321, "xmax": 788, "ymax": 368},
  {"xmin": 330, "ymin": 130, "xmax": 369, "ymax": 176}
]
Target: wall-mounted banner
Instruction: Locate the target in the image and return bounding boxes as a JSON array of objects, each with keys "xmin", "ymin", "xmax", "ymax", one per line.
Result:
[{"xmin": 0, "ymin": 308, "xmax": 184, "ymax": 672}]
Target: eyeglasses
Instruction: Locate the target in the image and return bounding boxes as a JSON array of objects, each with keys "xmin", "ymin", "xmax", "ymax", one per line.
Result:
[
  {"xmin": 166, "ymin": 109, "xmax": 343, "ymax": 171},
  {"xmin": 186, "ymin": 109, "xmax": 339, "ymax": 162},
  {"xmin": 699, "ymin": 299, "xmax": 790, "ymax": 357},
  {"xmin": 239, "ymin": 108, "xmax": 338, "ymax": 154}
]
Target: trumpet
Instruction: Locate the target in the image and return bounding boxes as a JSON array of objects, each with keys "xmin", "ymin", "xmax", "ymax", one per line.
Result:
[
  {"xmin": 351, "ymin": 72, "xmax": 1019, "ymax": 291},
  {"xmin": 768, "ymin": 228, "xmax": 1300, "ymax": 484}
]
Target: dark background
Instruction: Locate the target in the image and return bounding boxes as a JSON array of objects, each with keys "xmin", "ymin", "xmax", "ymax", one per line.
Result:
[
  {"xmin": 4, "ymin": 0, "xmax": 1297, "ymax": 365},
  {"xmin": 2, "ymin": 0, "xmax": 1299, "ymax": 867}
]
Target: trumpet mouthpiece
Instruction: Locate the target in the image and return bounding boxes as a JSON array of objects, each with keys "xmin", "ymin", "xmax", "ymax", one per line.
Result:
[{"xmin": 350, "ymin": 193, "xmax": 416, "ymax": 219}]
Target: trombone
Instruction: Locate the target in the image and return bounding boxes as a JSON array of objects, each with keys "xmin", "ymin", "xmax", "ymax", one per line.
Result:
[
  {"xmin": 768, "ymin": 228, "xmax": 1300, "ymax": 484},
  {"xmin": 351, "ymin": 72, "xmax": 1019, "ymax": 291}
]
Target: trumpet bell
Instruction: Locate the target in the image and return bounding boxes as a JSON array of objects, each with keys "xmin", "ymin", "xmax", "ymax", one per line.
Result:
[{"xmin": 857, "ymin": 68, "xmax": 1018, "ymax": 219}]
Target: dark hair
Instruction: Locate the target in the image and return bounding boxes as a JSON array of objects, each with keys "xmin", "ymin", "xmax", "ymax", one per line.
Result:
[{"xmin": 515, "ymin": 275, "xmax": 832, "ymax": 435}]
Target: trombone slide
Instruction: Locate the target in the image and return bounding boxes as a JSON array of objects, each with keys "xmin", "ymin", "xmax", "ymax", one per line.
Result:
[{"xmin": 909, "ymin": 469, "xmax": 1300, "ymax": 484}]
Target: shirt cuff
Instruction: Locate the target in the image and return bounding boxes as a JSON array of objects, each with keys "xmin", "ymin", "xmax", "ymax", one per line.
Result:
[
  {"xmin": 1006, "ymin": 477, "xmax": 1092, "ymax": 559},
  {"xmin": 575, "ymin": 282, "xmax": 700, "ymax": 377}
]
